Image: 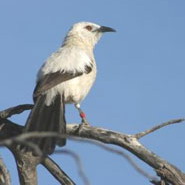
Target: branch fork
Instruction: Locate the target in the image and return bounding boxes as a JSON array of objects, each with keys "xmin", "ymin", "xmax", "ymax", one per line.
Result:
[{"xmin": 0, "ymin": 104, "xmax": 185, "ymax": 185}]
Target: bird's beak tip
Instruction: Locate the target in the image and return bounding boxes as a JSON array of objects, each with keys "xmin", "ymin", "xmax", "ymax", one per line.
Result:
[{"xmin": 99, "ymin": 26, "xmax": 116, "ymax": 33}]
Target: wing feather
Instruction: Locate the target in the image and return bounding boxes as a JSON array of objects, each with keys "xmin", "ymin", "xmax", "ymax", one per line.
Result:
[{"xmin": 33, "ymin": 65, "xmax": 92, "ymax": 100}]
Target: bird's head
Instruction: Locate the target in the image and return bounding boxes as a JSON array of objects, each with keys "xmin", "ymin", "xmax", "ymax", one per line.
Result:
[{"xmin": 65, "ymin": 22, "xmax": 116, "ymax": 48}]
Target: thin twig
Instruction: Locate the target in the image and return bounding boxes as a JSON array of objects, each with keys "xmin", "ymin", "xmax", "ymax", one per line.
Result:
[
  {"xmin": 55, "ymin": 149, "xmax": 90, "ymax": 185},
  {"xmin": 134, "ymin": 118, "xmax": 185, "ymax": 139},
  {"xmin": 77, "ymin": 139, "xmax": 159, "ymax": 182}
]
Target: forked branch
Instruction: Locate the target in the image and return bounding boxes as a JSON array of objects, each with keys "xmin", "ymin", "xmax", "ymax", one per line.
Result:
[{"xmin": 0, "ymin": 104, "xmax": 185, "ymax": 185}]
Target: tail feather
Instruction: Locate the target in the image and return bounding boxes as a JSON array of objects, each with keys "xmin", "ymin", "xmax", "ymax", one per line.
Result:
[{"xmin": 24, "ymin": 93, "xmax": 66, "ymax": 155}]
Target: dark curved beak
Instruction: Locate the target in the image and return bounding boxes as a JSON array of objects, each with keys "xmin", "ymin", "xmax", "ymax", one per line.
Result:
[{"xmin": 98, "ymin": 26, "xmax": 116, "ymax": 33}]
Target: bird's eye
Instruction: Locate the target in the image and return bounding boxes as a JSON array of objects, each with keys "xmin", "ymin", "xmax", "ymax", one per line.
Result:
[{"xmin": 85, "ymin": 25, "xmax": 93, "ymax": 31}]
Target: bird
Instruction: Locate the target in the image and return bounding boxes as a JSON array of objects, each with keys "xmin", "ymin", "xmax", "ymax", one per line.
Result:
[{"xmin": 24, "ymin": 22, "xmax": 116, "ymax": 155}]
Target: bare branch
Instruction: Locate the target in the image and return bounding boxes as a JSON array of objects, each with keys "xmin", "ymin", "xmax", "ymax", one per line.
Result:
[
  {"xmin": 1, "ymin": 126, "xmax": 185, "ymax": 184},
  {"xmin": 151, "ymin": 179, "xmax": 170, "ymax": 185},
  {"xmin": 0, "ymin": 157, "xmax": 11, "ymax": 185},
  {"xmin": 55, "ymin": 149, "xmax": 90, "ymax": 185},
  {"xmin": 11, "ymin": 148, "xmax": 40, "ymax": 185},
  {"xmin": 0, "ymin": 119, "xmax": 76, "ymax": 185},
  {"xmin": 0, "ymin": 104, "xmax": 33, "ymax": 119},
  {"xmin": 0, "ymin": 119, "xmax": 22, "ymax": 139},
  {"xmin": 0, "ymin": 105, "xmax": 185, "ymax": 184},
  {"xmin": 42, "ymin": 157, "xmax": 75, "ymax": 185},
  {"xmin": 134, "ymin": 118, "xmax": 185, "ymax": 139},
  {"xmin": 67, "ymin": 124, "xmax": 185, "ymax": 185},
  {"xmin": 72, "ymin": 139, "xmax": 159, "ymax": 182}
]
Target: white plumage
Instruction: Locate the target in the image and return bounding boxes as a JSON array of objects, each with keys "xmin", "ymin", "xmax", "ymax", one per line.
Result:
[
  {"xmin": 37, "ymin": 22, "xmax": 102, "ymax": 105},
  {"xmin": 25, "ymin": 21, "xmax": 115, "ymax": 155}
]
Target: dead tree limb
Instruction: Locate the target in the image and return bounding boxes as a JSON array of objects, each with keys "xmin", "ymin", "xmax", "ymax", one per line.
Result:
[
  {"xmin": 11, "ymin": 148, "xmax": 39, "ymax": 185},
  {"xmin": 0, "ymin": 104, "xmax": 185, "ymax": 185},
  {"xmin": 0, "ymin": 110, "xmax": 76, "ymax": 185},
  {"xmin": 0, "ymin": 104, "xmax": 33, "ymax": 119},
  {"xmin": 55, "ymin": 149, "xmax": 90, "ymax": 185},
  {"xmin": 42, "ymin": 157, "xmax": 75, "ymax": 185},
  {"xmin": 0, "ymin": 157, "xmax": 11, "ymax": 185},
  {"xmin": 134, "ymin": 118, "xmax": 185, "ymax": 139},
  {"xmin": 66, "ymin": 124, "xmax": 185, "ymax": 185}
]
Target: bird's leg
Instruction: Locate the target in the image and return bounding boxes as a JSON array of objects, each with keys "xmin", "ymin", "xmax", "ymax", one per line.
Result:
[{"xmin": 74, "ymin": 103, "xmax": 90, "ymax": 126}]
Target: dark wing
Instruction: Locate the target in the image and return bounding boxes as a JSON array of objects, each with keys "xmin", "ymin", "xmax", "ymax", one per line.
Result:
[{"xmin": 33, "ymin": 66, "xmax": 92, "ymax": 101}]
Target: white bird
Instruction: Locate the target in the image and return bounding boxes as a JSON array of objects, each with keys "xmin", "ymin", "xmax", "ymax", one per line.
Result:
[{"xmin": 24, "ymin": 22, "xmax": 116, "ymax": 155}]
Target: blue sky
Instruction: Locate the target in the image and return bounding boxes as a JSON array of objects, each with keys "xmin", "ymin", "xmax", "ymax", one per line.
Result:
[{"xmin": 0, "ymin": 0, "xmax": 185, "ymax": 184}]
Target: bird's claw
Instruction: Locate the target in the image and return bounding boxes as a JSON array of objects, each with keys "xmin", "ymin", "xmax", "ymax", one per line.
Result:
[{"xmin": 81, "ymin": 118, "xmax": 90, "ymax": 126}]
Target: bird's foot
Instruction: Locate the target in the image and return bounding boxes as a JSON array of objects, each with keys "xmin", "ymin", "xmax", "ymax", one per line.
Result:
[
  {"xmin": 81, "ymin": 117, "xmax": 90, "ymax": 126},
  {"xmin": 78, "ymin": 118, "xmax": 90, "ymax": 132}
]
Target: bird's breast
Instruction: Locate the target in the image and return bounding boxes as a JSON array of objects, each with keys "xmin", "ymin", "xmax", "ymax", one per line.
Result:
[{"xmin": 56, "ymin": 66, "xmax": 96, "ymax": 104}]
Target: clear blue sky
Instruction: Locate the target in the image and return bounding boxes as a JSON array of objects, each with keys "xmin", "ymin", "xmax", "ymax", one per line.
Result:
[{"xmin": 0, "ymin": 0, "xmax": 185, "ymax": 184}]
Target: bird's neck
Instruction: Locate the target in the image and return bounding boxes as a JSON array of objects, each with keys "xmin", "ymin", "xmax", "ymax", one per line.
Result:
[{"xmin": 62, "ymin": 34, "xmax": 96, "ymax": 53}]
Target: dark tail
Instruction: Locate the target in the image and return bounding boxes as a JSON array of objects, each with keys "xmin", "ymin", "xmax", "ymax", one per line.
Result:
[{"xmin": 24, "ymin": 93, "xmax": 66, "ymax": 155}]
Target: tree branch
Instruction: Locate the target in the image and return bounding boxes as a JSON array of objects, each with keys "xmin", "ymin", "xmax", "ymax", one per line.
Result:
[
  {"xmin": 66, "ymin": 124, "xmax": 185, "ymax": 185},
  {"xmin": 0, "ymin": 104, "xmax": 33, "ymax": 119},
  {"xmin": 69, "ymin": 139, "xmax": 158, "ymax": 182},
  {"xmin": 0, "ymin": 157, "xmax": 11, "ymax": 185},
  {"xmin": 11, "ymin": 148, "xmax": 39, "ymax": 185},
  {"xmin": 42, "ymin": 157, "xmax": 75, "ymax": 185},
  {"xmin": 134, "ymin": 118, "xmax": 185, "ymax": 139},
  {"xmin": 0, "ymin": 117, "xmax": 75, "ymax": 185},
  {"xmin": 55, "ymin": 149, "xmax": 90, "ymax": 185},
  {"xmin": 1, "ymin": 105, "xmax": 185, "ymax": 185}
]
